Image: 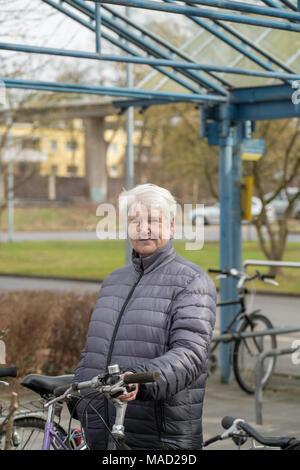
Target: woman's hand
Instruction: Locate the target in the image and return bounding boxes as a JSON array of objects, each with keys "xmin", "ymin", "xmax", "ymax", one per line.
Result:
[{"xmin": 118, "ymin": 372, "xmax": 139, "ymax": 402}]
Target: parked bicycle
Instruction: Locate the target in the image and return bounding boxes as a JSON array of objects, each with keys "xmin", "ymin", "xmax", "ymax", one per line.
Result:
[
  {"xmin": 0, "ymin": 370, "xmax": 83, "ymax": 450},
  {"xmin": 0, "ymin": 366, "xmax": 18, "ymax": 450},
  {"xmin": 203, "ymin": 416, "xmax": 300, "ymax": 450},
  {"xmin": 208, "ymin": 267, "xmax": 278, "ymax": 394}
]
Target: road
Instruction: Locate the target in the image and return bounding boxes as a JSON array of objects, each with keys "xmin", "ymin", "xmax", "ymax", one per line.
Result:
[{"xmin": 0, "ymin": 225, "xmax": 300, "ymax": 242}]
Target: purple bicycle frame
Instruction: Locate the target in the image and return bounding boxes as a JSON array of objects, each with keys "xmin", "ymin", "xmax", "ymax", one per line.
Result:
[{"xmin": 42, "ymin": 421, "xmax": 69, "ymax": 450}]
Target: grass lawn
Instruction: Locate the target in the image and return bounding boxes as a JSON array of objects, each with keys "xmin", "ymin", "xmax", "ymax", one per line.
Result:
[
  {"xmin": 0, "ymin": 240, "xmax": 299, "ymax": 294},
  {"xmin": 1, "ymin": 205, "xmax": 299, "ymax": 232}
]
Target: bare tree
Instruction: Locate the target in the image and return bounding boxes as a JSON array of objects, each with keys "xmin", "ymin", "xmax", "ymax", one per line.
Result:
[{"xmin": 249, "ymin": 119, "xmax": 300, "ymax": 268}]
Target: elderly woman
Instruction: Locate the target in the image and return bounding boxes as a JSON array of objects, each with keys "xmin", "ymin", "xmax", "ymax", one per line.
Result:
[{"xmin": 73, "ymin": 183, "xmax": 216, "ymax": 450}]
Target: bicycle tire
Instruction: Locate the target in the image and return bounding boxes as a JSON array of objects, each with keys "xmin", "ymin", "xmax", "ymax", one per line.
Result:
[
  {"xmin": 0, "ymin": 416, "xmax": 71, "ymax": 450},
  {"xmin": 233, "ymin": 313, "xmax": 277, "ymax": 394}
]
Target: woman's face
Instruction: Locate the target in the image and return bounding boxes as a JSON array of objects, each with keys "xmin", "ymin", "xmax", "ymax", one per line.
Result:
[{"xmin": 128, "ymin": 204, "xmax": 174, "ymax": 258}]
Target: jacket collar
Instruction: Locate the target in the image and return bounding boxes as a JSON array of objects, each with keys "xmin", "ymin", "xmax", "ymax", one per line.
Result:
[{"xmin": 131, "ymin": 239, "xmax": 176, "ymax": 274}]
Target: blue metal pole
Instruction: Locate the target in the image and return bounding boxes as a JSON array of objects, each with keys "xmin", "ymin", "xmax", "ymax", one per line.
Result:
[
  {"xmin": 176, "ymin": 0, "xmax": 300, "ymax": 20},
  {"xmin": 2, "ymin": 77, "xmax": 226, "ymax": 102},
  {"xmin": 125, "ymin": 6, "xmax": 134, "ymax": 265},
  {"xmin": 89, "ymin": 0, "xmax": 300, "ymax": 32},
  {"xmin": 2, "ymin": 42, "xmax": 300, "ymax": 81},
  {"xmin": 95, "ymin": 3, "xmax": 101, "ymax": 53},
  {"xmin": 231, "ymin": 123, "xmax": 243, "ymax": 300},
  {"xmin": 218, "ymin": 105, "xmax": 234, "ymax": 384}
]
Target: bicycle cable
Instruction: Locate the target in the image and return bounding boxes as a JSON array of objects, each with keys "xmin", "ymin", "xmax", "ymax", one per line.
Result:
[{"xmin": 67, "ymin": 391, "xmax": 122, "ymax": 450}]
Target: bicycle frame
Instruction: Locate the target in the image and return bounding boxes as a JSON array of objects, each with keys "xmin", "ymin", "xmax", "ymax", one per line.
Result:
[
  {"xmin": 210, "ymin": 296, "xmax": 245, "ymax": 354},
  {"xmin": 42, "ymin": 403, "xmax": 69, "ymax": 450}
]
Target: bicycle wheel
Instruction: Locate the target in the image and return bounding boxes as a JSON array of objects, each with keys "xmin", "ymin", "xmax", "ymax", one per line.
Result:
[
  {"xmin": 233, "ymin": 313, "xmax": 277, "ymax": 394},
  {"xmin": 0, "ymin": 416, "xmax": 69, "ymax": 450}
]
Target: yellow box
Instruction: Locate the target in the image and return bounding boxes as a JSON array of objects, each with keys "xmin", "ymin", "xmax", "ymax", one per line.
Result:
[{"xmin": 241, "ymin": 176, "xmax": 254, "ymax": 221}]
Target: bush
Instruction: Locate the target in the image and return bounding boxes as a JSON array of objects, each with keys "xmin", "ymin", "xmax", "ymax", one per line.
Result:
[{"xmin": 0, "ymin": 290, "xmax": 97, "ymax": 378}]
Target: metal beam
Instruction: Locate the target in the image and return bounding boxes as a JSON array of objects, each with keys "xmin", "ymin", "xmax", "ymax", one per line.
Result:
[
  {"xmin": 1, "ymin": 77, "xmax": 226, "ymax": 103},
  {"xmin": 101, "ymin": 3, "xmax": 231, "ymax": 88},
  {"xmin": 165, "ymin": 0, "xmax": 294, "ymax": 86},
  {"xmin": 174, "ymin": 0, "xmax": 300, "ymax": 21},
  {"xmin": 2, "ymin": 42, "xmax": 300, "ymax": 82},
  {"xmin": 42, "ymin": 0, "xmax": 211, "ymax": 94},
  {"xmin": 230, "ymin": 84, "xmax": 296, "ymax": 104},
  {"xmin": 89, "ymin": 0, "xmax": 300, "ymax": 32},
  {"xmin": 232, "ymin": 100, "xmax": 300, "ymax": 121},
  {"xmin": 64, "ymin": 0, "xmax": 227, "ymax": 94}
]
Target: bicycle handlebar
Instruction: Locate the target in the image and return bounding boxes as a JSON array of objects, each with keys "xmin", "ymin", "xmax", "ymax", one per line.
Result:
[
  {"xmin": 53, "ymin": 370, "xmax": 160, "ymax": 398},
  {"xmin": 208, "ymin": 268, "xmax": 278, "ymax": 288},
  {"xmin": 222, "ymin": 416, "xmax": 299, "ymax": 449},
  {"xmin": 0, "ymin": 366, "xmax": 17, "ymax": 378}
]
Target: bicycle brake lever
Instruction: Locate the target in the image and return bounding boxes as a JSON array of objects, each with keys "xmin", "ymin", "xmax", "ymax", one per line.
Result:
[
  {"xmin": 220, "ymin": 418, "xmax": 245, "ymax": 439},
  {"xmin": 264, "ymin": 279, "xmax": 279, "ymax": 287}
]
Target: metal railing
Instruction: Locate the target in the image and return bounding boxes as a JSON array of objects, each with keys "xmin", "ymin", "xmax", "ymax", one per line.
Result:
[
  {"xmin": 255, "ymin": 344, "xmax": 300, "ymax": 425},
  {"xmin": 243, "ymin": 259, "xmax": 300, "ymax": 425},
  {"xmin": 243, "ymin": 260, "xmax": 300, "ymax": 270}
]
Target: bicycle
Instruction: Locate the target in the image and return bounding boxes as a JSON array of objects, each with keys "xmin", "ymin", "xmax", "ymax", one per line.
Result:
[
  {"xmin": 46, "ymin": 364, "xmax": 160, "ymax": 450},
  {"xmin": 208, "ymin": 267, "xmax": 278, "ymax": 394},
  {"xmin": 0, "ymin": 366, "xmax": 18, "ymax": 450},
  {"xmin": 0, "ymin": 370, "xmax": 84, "ymax": 450},
  {"xmin": 203, "ymin": 415, "xmax": 300, "ymax": 450},
  {"xmin": 11, "ymin": 364, "xmax": 158, "ymax": 450}
]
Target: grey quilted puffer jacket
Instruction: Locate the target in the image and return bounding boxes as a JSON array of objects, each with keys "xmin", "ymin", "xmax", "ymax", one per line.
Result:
[{"xmin": 73, "ymin": 239, "xmax": 216, "ymax": 450}]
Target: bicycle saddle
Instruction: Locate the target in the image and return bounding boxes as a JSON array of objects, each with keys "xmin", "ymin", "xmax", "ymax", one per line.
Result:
[{"xmin": 21, "ymin": 373, "xmax": 74, "ymax": 397}]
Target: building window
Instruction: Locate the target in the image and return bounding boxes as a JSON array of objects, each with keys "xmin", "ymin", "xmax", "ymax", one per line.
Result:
[
  {"xmin": 67, "ymin": 165, "xmax": 78, "ymax": 176},
  {"xmin": 50, "ymin": 140, "xmax": 57, "ymax": 151},
  {"xmin": 50, "ymin": 165, "xmax": 57, "ymax": 175},
  {"xmin": 66, "ymin": 140, "xmax": 78, "ymax": 151}
]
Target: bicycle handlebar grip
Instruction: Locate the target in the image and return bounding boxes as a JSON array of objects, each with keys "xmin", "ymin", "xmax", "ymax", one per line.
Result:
[
  {"xmin": 123, "ymin": 371, "xmax": 160, "ymax": 384},
  {"xmin": 208, "ymin": 268, "xmax": 230, "ymax": 275},
  {"xmin": 53, "ymin": 383, "xmax": 72, "ymax": 397},
  {"xmin": 221, "ymin": 416, "xmax": 235, "ymax": 429},
  {"xmin": 261, "ymin": 274, "xmax": 276, "ymax": 280},
  {"xmin": 0, "ymin": 366, "xmax": 17, "ymax": 378}
]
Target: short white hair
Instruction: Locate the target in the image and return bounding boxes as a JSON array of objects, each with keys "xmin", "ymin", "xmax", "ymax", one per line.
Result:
[{"xmin": 118, "ymin": 183, "xmax": 177, "ymax": 220}]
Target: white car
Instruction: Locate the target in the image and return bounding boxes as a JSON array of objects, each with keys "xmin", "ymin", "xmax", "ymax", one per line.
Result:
[
  {"xmin": 190, "ymin": 197, "xmax": 275, "ymax": 225},
  {"xmin": 264, "ymin": 187, "xmax": 300, "ymax": 220}
]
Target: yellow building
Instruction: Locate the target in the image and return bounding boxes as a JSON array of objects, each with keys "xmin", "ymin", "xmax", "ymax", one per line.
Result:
[{"xmin": 0, "ymin": 118, "xmax": 136, "ymax": 179}]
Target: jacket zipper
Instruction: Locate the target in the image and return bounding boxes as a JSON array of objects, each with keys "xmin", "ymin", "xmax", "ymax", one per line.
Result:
[
  {"xmin": 155, "ymin": 401, "xmax": 166, "ymax": 434},
  {"xmin": 104, "ymin": 268, "xmax": 144, "ymax": 447}
]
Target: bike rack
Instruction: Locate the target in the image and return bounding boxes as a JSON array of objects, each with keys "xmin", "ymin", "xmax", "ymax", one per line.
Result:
[
  {"xmin": 243, "ymin": 259, "xmax": 300, "ymax": 424},
  {"xmin": 211, "ymin": 326, "xmax": 300, "ymax": 345},
  {"xmin": 243, "ymin": 260, "xmax": 300, "ymax": 270},
  {"xmin": 255, "ymin": 344, "xmax": 300, "ymax": 425}
]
